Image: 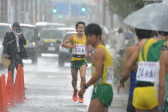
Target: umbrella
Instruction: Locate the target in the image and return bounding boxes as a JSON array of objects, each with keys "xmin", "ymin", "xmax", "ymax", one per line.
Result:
[{"xmin": 123, "ymin": 1, "xmax": 168, "ymax": 32}]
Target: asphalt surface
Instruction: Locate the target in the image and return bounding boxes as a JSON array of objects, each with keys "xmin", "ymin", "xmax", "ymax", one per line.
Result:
[{"xmin": 0, "ymin": 46, "xmax": 128, "ymax": 112}]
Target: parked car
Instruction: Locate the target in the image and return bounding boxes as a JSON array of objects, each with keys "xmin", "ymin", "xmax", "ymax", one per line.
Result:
[
  {"xmin": 0, "ymin": 23, "xmax": 12, "ymax": 69},
  {"xmin": 20, "ymin": 24, "xmax": 39, "ymax": 64},
  {"xmin": 38, "ymin": 29, "xmax": 66, "ymax": 55}
]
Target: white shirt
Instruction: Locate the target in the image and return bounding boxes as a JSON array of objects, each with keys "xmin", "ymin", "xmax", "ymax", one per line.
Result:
[{"xmin": 13, "ymin": 31, "xmax": 20, "ymax": 52}]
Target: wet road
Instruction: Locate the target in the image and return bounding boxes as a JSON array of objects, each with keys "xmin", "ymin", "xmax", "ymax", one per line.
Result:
[{"xmin": 0, "ymin": 48, "xmax": 128, "ymax": 112}]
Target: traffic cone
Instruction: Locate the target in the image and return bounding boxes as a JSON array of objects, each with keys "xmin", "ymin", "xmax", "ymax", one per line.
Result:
[
  {"xmin": 6, "ymin": 71, "xmax": 15, "ymax": 107},
  {"xmin": 0, "ymin": 75, "xmax": 9, "ymax": 112},
  {"xmin": 13, "ymin": 64, "xmax": 24, "ymax": 103},
  {"xmin": 20, "ymin": 67, "xmax": 26, "ymax": 100}
]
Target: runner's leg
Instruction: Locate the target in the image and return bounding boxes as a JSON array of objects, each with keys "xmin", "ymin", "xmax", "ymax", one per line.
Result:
[
  {"xmin": 79, "ymin": 65, "xmax": 86, "ymax": 89},
  {"xmin": 71, "ymin": 68, "xmax": 78, "ymax": 91},
  {"xmin": 88, "ymin": 98, "xmax": 105, "ymax": 112},
  {"xmin": 102, "ymin": 107, "xmax": 108, "ymax": 112},
  {"xmin": 150, "ymin": 106, "xmax": 157, "ymax": 112}
]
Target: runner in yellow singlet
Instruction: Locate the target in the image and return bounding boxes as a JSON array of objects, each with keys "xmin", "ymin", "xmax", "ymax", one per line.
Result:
[
  {"xmin": 62, "ymin": 21, "xmax": 91, "ymax": 103},
  {"xmin": 78, "ymin": 23, "xmax": 113, "ymax": 112},
  {"xmin": 127, "ymin": 30, "xmax": 168, "ymax": 112}
]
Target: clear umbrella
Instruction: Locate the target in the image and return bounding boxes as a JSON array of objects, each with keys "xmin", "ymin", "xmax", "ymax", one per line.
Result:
[{"xmin": 123, "ymin": 0, "xmax": 168, "ymax": 32}]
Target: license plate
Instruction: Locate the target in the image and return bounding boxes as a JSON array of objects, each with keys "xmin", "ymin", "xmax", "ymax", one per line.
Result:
[{"xmin": 48, "ymin": 47, "xmax": 55, "ymax": 51}]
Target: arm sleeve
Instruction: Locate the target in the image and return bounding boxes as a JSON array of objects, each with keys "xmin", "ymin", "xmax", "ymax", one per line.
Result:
[
  {"xmin": 20, "ymin": 34, "xmax": 26, "ymax": 45},
  {"xmin": 3, "ymin": 32, "xmax": 9, "ymax": 54}
]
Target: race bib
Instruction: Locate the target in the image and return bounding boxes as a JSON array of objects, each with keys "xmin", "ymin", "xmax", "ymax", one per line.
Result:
[
  {"xmin": 106, "ymin": 66, "xmax": 113, "ymax": 84},
  {"xmin": 136, "ymin": 61, "xmax": 157, "ymax": 82},
  {"xmin": 73, "ymin": 44, "xmax": 86, "ymax": 54}
]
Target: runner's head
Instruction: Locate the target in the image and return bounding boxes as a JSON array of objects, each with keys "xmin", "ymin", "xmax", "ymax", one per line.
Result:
[
  {"xmin": 135, "ymin": 22, "xmax": 152, "ymax": 40},
  {"xmin": 76, "ymin": 21, "xmax": 85, "ymax": 35},
  {"xmin": 85, "ymin": 23, "xmax": 102, "ymax": 45}
]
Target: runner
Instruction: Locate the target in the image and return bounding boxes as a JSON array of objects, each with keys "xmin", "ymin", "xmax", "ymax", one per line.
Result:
[
  {"xmin": 61, "ymin": 21, "xmax": 91, "ymax": 103},
  {"xmin": 78, "ymin": 23, "xmax": 113, "ymax": 112},
  {"xmin": 127, "ymin": 30, "xmax": 168, "ymax": 112},
  {"xmin": 117, "ymin": 26, "xmax": 152, "ymax": 112},
  {"xmin": 158, "ymin": 47, "xmax": 168, "ymax": 112}
]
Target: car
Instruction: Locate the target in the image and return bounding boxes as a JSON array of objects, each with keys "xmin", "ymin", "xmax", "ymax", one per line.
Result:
[
  {"xmin": 44, "ymin": 23, "xmax": 66, "ymax": 30},
  {"xmin": 20, "ymin": 24, "xmax": 39, "ymax": 64},
  {"xmin": 38, "ymin": 29, "xmax": 66, "ymax": 55},
  {"xmin": 58, "ymin": 32, "xmax": 76, "ymax": 66},
  {"xmin": 57, "ymin": 27, "xmax": 76, "ymax": 32},
  {"xmin": 0, "ymin": 23, "xmax": 12, "ymax": 69},
  {"xmin": 35, "ymin": 22, "xmax": 48, "ymax": 36}
]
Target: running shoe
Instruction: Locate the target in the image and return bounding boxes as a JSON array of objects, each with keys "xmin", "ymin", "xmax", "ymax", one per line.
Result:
[
  {"xmin": 78, "ymin": 97, "xmax": 83, "ymax": 103},
  {"xmin": 72, "ymin": 89, "xmax": 78, "ymax": 101}
]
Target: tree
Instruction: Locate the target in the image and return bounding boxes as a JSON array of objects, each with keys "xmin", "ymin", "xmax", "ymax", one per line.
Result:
[{"xmin": 108, "ymin": 0, "xmax": 144, "ymax": 19}]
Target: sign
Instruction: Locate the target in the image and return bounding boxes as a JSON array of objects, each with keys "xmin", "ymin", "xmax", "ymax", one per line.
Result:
[
  {"xmin": 71, "ymin": 4, "xmax": 87, "ymax": 16},
  {"xmin": 55, "ymin": 3, "xmax": 69, "ymax": 15}
]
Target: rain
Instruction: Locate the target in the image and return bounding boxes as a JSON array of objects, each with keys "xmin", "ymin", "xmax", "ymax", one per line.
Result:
[{"xmin": 0, "ymin": 0, "xmax": 166, "ymax": 112}]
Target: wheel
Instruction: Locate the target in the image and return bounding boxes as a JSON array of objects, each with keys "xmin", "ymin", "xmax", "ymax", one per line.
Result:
[
  {"xmin": 32, "ymin": 57, "xmax": 38, "ymax": 64},
  {"xmin": 58, "ymin": 55, "xmax": 64, "ymax": 67}
]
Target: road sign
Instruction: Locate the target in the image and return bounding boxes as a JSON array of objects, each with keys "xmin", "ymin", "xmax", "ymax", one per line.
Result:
[{"xmin": 55, "ymin": 3, "xmax": 69, "ymax": 15}]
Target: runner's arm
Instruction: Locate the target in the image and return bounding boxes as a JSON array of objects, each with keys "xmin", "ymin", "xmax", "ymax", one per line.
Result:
[
  {"xmin": 158, "ymin": 53, "xmax": 167, "ymax": 108},
  {"xmin": 121, "ymin": 47, "xmax": 132, "ymax": 82},
  {"xmin": 85, "ymin": 48, "xmax": 104, "ymax": 87},
  {"xmin": 61, "ymin": 35, "xmax": 75, "ymax": 48}
]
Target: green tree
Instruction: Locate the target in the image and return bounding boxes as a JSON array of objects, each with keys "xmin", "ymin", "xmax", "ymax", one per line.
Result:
[{"xmin": 108, "ymin": 0, "xmax": 144, "ymax": 18}]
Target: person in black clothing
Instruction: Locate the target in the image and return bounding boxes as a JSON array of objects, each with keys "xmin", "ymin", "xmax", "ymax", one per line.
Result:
[{"xmin": 3, "ymin": 22, "xmax": 27, "ymax": 84}]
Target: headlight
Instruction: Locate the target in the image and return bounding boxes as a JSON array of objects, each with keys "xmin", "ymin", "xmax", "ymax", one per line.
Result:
[
  {"xmin": 29, "ymin": 42, "xmax": 36, "ymax": 46},
  {"xmin": 60, "ymin": 46, "xmax": 69, "ymax": 52}
]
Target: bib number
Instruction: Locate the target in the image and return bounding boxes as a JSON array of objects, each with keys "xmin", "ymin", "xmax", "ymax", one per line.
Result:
[
  {"xmin": 106, "ymin": 66, "xmax": 113, "ymax": 84},
  {"xmin": 73, "ymin": 44, "xmax": 85, "ymax": 54},
  {"xmin": 136, "ymin": 61, "xmax": 157, "ymax": 82}
]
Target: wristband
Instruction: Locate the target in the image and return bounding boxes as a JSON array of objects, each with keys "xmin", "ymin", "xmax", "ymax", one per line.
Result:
[
  {"xmin": 87, "ymin": 51, "xmax": 91, "ymax": 53},
  {"xmin": 157, "ymin": 107, "xmax": 164, "ymax": 111},
  {"xmin": 120, "ymin": 80, "xmax": 124, "ymax": 85},
  {"xmin": 83, "ymin": 84, "xmax": 88, "ymax": 89}
]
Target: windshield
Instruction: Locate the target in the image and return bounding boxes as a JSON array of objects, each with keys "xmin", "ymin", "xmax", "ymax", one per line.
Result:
[
  {"xmin": 36, "ymin": 26, "xmax": 45, "ymax": 33},
  {"xmin": 21, "ymin": 27, "xmax": 34, "ymax": 41},
  {"xmin": 45, "ymin": 25, "xmax": 65, "ymax": 29},
  {"xmin": 63, "ymin": 33, "xmax": 76, "ymax": 42},
  {"xmin": 40, "ymin": 31, "xmax": 65, "ymax": 39},
  {"xmin": 0, "ymin": 26, "xmax": 11, "ymax": 38}
]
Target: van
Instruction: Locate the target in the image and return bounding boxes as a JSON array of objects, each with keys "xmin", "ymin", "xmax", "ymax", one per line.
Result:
[
  {"xmin": 20, "ymin": 24, "xmax": 39, "ymax": 64},
  {"xmin": 35, "ymin": 22, "xmax": 48, "ymax": 35},
  {"xmin": 0, "ymin": 23, "xmax": 12, "ymax": 69}
]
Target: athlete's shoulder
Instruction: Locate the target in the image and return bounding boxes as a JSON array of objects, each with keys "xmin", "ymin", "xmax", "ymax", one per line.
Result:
[{"xmin": 126, "ymin": 45, "xmax": 136, "ymax": 55}]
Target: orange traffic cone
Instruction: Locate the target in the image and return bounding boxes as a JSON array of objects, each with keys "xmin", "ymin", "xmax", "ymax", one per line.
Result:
[
  {"xmin": 6, "ymin": 71, "xmax": 15, "ymax": 107},
  {"xmin": 13, "ymin": 64, "xmax": 24, "ymax": 103},
  {"xmin": 0, "ymin": 75, "xmax": 9, "ymax": 112},
  {"xmin": 20, "ymin": 67, "xmax": 26, "ymax": 100}
]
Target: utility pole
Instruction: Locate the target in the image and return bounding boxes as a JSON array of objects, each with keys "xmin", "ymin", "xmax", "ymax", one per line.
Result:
[
  {"xmin": 35, "ymin": 0, "xmax": 37, "ymax": 23},
  {"xmin": 102, "ymin": 0, "xmax": 106, "ymax": 26},
  {"xmin": 21, "ymin": 0, "xmax": 24, "ymax": 23},
  {"xmin": 30, "ymin": 0, "xmax": 33, "ymax": 23},
  {"xmin": 40, "ymin": 0, "xmax": 43, "ymax": 21},
  {"xmin": 14, "ymin": 0, "xmax": 18, "ymax": 21},
  {"xmin": 1, "ymin": 0, "xmax": 5, "ymax": 22}
]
